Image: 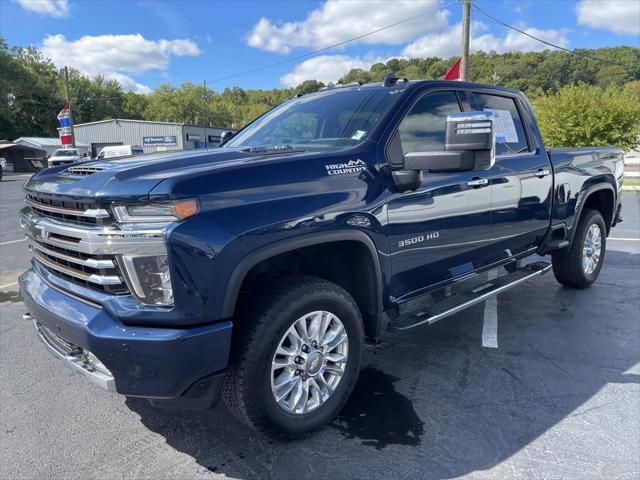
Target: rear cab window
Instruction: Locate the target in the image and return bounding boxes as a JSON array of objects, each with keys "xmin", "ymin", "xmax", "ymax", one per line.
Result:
[{"xmin": 472, "ymin": 93, "xmax": 529, "ymax": 155}]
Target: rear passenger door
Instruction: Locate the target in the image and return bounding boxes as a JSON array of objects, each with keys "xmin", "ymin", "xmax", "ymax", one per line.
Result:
[{"xmin": 471, "ymin": 91, "xmax": 553, "ymax": 255}]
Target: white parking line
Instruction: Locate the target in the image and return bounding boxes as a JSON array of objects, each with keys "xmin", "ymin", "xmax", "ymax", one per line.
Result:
[
  {"xmin": 608, "ymin": 238, "xmax": 640, "ymax": 242},
  {"xmin": 0, "ymin": 281, "xmax": 18, "ymax": 290},
  {"xmin": 482, "ymin": 270, "xmax": 499, "ymax": 349},
  {"xmin": 0, "ymin": 238, "xmax": 26, "ymax": 246},
  {"xmin": 1, "ymin": 174, "xmax": 32, "ymax": 179}
]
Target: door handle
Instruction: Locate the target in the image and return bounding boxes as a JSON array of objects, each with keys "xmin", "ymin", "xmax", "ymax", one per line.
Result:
[
  {"xmin": 534, "ymin": 169, "xmax": 550, "ymax": 178},
  {"xmin": 467, "ymin": 178, "xmax": 489, "ymax": 187}
]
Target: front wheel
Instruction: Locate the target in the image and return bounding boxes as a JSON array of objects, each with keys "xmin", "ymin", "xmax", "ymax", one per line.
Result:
[
  {"xmin": 552, "ymin": 208, "xmax": 606, "ymax": 288},
  {"xmin": 223, "ymin": 275, "xmax": 364, "ymax": 438}
]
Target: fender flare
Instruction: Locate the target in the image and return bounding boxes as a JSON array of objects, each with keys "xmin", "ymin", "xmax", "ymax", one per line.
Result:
[
  {"xmin": 569, "ymin": 181, "xmax": 616, "ymax": 244},
  {"xmin": 221, "ymin": 230, "xmax": 384, "ymax": 319}
]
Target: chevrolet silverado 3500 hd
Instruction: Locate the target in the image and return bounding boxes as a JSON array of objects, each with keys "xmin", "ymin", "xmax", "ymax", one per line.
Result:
[{"xmin": 20, "ymin": 79, "xmax": 624, "ymax": 437}]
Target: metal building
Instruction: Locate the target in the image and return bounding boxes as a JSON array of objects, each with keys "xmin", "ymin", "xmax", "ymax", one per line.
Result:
[
  {"xmin": 13, "ymin": 137, "xmax": 90, "ymax": 157},
  {"xmin": 73, "ymin": 119, "xmax": 233, "ymax": 158}
]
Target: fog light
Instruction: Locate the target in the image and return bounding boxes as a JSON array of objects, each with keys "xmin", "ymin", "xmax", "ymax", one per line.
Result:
[{"xmin": 121, "ymin": 255, "xmax": 173, "ymax": 306}]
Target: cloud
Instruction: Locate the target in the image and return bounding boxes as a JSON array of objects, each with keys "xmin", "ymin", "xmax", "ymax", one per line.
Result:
[
  {"xmin": 247, "ymin": 0, "xmax": 450, "ymax": 54},
  {"xmin": 41, "ymin": 34, "xmax": 202, "ymax": 94},
  {"xmin": 402, "ymin": 22, "xmax": 569, "ymax": 58},
  {"xmin": 108, "ymin": 73, "xmax": 153, "ymax": 95},
  {"xmin": 280, "ymin": 54, "xmax": 383, "ymax": 87},
  {"xmin": 16, "ymin": 0, "xmax": 69, "ymax": 17},
  {"xmin": 576, "ymin": 0, "xmax": 640, "ymax": 36}
]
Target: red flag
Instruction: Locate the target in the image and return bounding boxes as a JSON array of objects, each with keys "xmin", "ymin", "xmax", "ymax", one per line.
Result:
[{"xmin": 442, "ymin": 58, "xmax": 461, "ymax": 80}]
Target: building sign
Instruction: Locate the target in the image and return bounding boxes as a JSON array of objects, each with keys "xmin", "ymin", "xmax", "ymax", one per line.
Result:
[
  {"xmin": 186, "ymin": 134, "xmax": 201, "ymax": 141},
  {"xmin": 208, "ymin": 135, "xmax": 222, "ymax": 143},
  {"xmin": 142, "ymin": 136, "xmax": 177, "ymax": 146}
]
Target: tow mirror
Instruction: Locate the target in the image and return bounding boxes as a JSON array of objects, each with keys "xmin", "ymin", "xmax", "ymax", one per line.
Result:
[
  {"xmin": 391, "ymin": 111, "xmax": 496, "ymax": 192},
  {"xmin": 444, "ymin": 111, "xmax": 495, "ymax": 170},
  {"xmin": 401, "ymin": 111, "xmax": 495, "ymax": 173}
]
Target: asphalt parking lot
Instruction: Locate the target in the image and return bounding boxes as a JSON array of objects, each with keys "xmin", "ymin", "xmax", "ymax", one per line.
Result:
[{"xmin": 1, "ymin": 173, "xmax": 639, "ymax": 480}]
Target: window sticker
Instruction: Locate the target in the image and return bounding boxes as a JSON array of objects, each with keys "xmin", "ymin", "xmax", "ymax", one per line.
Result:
[
  {"xmin": 483, "ymin": 108, "xmax": 518, "ymax": 143},
  {"xmin": 351, "ymin": 130, "xmax": 367, "ymax": 141}
]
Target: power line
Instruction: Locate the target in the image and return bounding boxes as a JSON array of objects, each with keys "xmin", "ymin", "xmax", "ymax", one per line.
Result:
[
  {"xmin": 465, "ymin": 0, "xmax": 636, "ymax": 72},
  {"xmin": 206, "ymin": 2, "xmax": 455, "ymax": 86}
]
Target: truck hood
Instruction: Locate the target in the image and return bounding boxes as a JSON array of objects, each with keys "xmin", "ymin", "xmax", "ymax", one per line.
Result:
[{"xmin": 24, "ymin": 148, "xmax": 304, "ymax": 203}]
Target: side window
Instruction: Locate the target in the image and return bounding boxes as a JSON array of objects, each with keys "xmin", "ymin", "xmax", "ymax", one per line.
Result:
[
  {"xmin": 397, "ymin": 91, "xmax": 461, "ymax": 154},
  {"xmin": 472, "ymin": 93, "xmax": 529, "ymax": 155}
]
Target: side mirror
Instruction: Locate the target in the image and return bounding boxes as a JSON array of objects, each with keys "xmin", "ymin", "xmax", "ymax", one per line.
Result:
[
  {"xmin": 445, "ymin": 111, "xmax": 495, "ymax": 170},
  {"xmin": 400, "ymin": 111, "xmax": 495, "ymax": 173},
  {"xmin": 219, "ymin": 130, "xmax": 235, "ymax": 146}
]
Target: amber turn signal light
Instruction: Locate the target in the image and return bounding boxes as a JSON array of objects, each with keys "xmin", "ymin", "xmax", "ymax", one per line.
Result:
[{"xmin": 172, "ymin": 198, "xmax": 199, "ymax": 219}]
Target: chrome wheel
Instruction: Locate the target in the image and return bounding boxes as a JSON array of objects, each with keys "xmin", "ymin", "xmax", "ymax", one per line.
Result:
[
  {"xmin": 271, "ymin": 310, "xmax": 348, "ymax": 415},
  {"xmin": 582, "ymin": 223, "xmax": 602, "ymax": 275}
]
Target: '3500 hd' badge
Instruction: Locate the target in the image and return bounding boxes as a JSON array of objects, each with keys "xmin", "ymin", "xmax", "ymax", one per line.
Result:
[{"xmin": 325, "ymin": 159, "xmax": 367, "ymax": 176}]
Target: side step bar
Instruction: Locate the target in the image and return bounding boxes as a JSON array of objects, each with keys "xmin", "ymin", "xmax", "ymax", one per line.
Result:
[{"xmin": 389, "ymin": 261, "xmax": 551, "ymax": 333}]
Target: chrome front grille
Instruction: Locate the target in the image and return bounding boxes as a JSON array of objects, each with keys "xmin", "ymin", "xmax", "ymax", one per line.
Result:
[
  {"xmin": 26, "ymin": 193, "xmax": 111, "ymax": 226},
  {"xmin": 21, "ymin": 203, "xmax": 168, "ymax": 297},
  {"xmin": 28, "ymin": 237, "xmax": 127, "ymax": 294}
]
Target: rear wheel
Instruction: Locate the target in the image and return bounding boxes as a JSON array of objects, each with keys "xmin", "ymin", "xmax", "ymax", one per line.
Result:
[
  {"xmin": 552, "ymin": 208, "xmax": 606, "ymax": 288},
  {"xmin": 223, "ymin": 275, "xmax": 364, "ymax": 437}
]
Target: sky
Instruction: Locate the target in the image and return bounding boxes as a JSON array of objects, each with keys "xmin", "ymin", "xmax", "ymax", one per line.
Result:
[{"xmin": 0, "ymin": 0, "xmax": 638, "ymax": 94}]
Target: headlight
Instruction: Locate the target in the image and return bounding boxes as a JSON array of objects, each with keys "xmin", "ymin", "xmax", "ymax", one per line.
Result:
[
  {"xmin": 112, "ymin": 199, "xmax": 199, "ymax": 223},
  {"xmin": 120, "ymin": 254, "xmax": 173, "ymax": 306}
]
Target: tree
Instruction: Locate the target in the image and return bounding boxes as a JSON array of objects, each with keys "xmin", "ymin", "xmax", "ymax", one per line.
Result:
[
  {"xmin": 294, "ymin": 80, "xmax": 324, "ymax": 95},
  {"xmin": 121, "ymin": 91, "xmax": 148, "ymax": 119},
  {"xmin": 1, "ymin": 44, "xmax": 62, "ymax": 139},
  {"xmin": 532, "ymin": 83, "xmax": 640, "ymax": 150}
]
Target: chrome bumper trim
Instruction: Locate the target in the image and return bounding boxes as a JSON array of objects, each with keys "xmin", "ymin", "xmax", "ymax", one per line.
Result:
[{"xmin": 28, "ymin": 314, "xmax": 116, "ymax": 392}]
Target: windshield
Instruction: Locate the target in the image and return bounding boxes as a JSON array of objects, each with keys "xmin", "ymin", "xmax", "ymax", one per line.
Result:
[
  {"xmin": 53, "ymin": 149, "xmax": 78, "ymax": 157},
  {"xmin": 225, "ymin": 87, "xmax": 400, "ymax": 150}
]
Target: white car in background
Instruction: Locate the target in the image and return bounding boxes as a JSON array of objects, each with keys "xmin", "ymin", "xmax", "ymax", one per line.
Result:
[
  {"xmin": 47, "ymin": 148, "xmax": 86, "ymax": 168},
  {"xmin": 96, "ymin": 145, "xmax": 144, "ymax": 160}
]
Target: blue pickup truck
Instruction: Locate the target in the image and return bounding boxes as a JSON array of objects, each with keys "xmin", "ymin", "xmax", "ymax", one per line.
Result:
[{"xmin": 20, "ymin": 78, "xmax": 624, "ymax": 437}]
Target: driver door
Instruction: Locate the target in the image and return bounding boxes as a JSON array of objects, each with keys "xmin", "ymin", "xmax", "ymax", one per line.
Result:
[{"xmin": 385, "ymin": 89, "xmax": 499, "ymax": 300}]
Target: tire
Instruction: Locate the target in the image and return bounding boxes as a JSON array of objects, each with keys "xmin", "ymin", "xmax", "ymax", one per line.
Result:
[
  {"xmin": 552, "ymin": 208, "xmax": 606, "ymax": 289},
  {"xmin": 223, "ymin": 275, "xmax": 364, "ymax": 438}
]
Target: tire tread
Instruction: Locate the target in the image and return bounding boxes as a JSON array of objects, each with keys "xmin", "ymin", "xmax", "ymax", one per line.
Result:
[
  {"xmin": 552, "ymin": 208, "xmax": 606, "ymax": 289},
  {"xmin": 222, "ymin": 275, "xmax": 362, "ymax": 438}
]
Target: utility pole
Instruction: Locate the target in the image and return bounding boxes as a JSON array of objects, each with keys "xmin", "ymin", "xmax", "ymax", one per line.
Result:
[
  {"xmin": 63, "ymin": 66, "xmax": 76, "ymax": 147},
  {"xmin": 460, "ymin": 0, "xmax": 471, "ymax": 82},
  {"xmin": 203, "ymin": 78, "xmax": 208, "ymax": 150}
]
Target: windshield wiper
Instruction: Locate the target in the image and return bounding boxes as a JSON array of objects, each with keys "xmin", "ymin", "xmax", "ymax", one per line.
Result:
[{"xmin": 241, "ymin": 144, "xmax": 304, "ymax": 155}]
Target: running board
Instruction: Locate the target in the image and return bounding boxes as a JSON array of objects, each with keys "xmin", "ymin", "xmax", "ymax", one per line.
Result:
[{"xmin": 389, "ymin": 261, "xmax": 551, "ymax": 333}]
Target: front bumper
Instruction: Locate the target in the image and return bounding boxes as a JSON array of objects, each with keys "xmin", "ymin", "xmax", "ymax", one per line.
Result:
[{"xmin": 20, "ymin": 268, "xmax": 232, "ymax": 402}]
